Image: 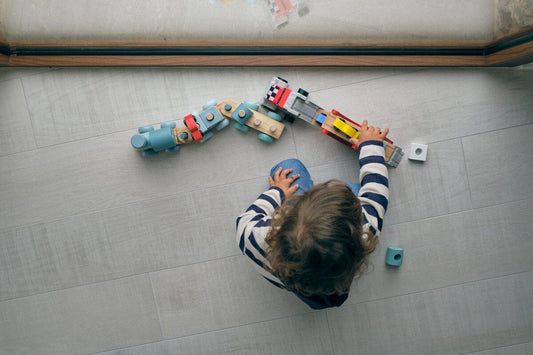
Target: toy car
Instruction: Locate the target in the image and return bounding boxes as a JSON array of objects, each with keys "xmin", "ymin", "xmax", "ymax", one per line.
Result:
[
  {"xmin": 267, "ymin": 0, "xmax": 309, "ymax": 28},
  {"xmin": 262, "ymin": 76, "xmax": 404, "ymax": 167}
]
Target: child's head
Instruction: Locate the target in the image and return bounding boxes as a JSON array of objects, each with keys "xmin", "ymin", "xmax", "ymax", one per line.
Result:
[{"xmin": 266, "ymin": 180, "xmax": 377, "ymax": 297}]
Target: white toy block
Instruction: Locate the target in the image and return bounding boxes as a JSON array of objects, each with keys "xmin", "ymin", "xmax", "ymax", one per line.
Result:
[{"xmin": 408, "ymin": 143, "xmax": 428, "ymax": 161}]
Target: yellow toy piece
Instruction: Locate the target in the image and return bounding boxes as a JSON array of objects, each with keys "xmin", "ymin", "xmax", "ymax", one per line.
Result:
[{"xmin": 333, "ymin": 118, "xmax": 360, "ymax": 139}]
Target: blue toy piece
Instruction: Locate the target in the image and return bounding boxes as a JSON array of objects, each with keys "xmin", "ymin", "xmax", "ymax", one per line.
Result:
[
  {"xmin": 233, "ymin": 122, "xmax": 250, "ymax": 133},
  {"xmin": 195, "ymin": 105, "xmax": 229, "ymax": 135},
  {"xmin": 131, "ymin": 122, "xmax": 179, "ymax": 155},
  {"xmin": 138, "ymin": 125, "xmax": 154, "ymax": 133},
  {"xmin": 243, "ymin": 101, "xmax": 259, "ymax": 110},
  {"xmin": 267, "ymin": 111, "xmax": 283, "ymax": 122},
  {"xmin": 315, "ymin": 113, "xmax": 327, "ymax": 125},
  {"xmin": 231, "ymin": 103, "xmax": 253, "ymax": 125},
  {"xmin": 386, "ymin": 247, "xmax": 404, "ymax": 267},
  {"xmin": 257, "ymin": 132, "xmax": 274, "ymax": 143}
]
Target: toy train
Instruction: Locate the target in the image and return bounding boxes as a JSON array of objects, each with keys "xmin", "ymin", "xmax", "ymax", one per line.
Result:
[
  {"xmin": 261, "ymin": 76, "xmax": 404, "ymax": 167},
  {"xmin": 131, "ymin": 99, "xmax": 285, "ymax": 156},
  {"xmin": 131, "ymin": 77, "xmax": 404, "ymax": 167},
  {"xmin": 268, "ymin": 0, "xmax": 309, "ymax": 28}
]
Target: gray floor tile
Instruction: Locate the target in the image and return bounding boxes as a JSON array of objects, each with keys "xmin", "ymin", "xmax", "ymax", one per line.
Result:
[
  {"xmin": 0, "ymin": 165, "xmax": 282, "ymax": 300},
  {"xmin": 98, "ymin": 312, "xmax": 333, "ymax": 355},
  {"xmin": 327, "ymin": 272, "xmax": 533, "ymax": 355},
  {"xmin": 0, "ymin": 275, "xmax": 162, "ymax": 355},
  {"xmin": 386, "ymin": 138, "xmax": 472, "ymax": 224},
  {"xmin": 0, "ymin": 78, "xmax": 36, "ymax": 155},
  {"xmin": 0, "ymin": 125, "xmax": 296, "ymax": 229},
  {"xmin": 465, "ymin": 342, "xmax": 533, "ymax": 355},
  {"xmin": 463, "ymin": 124, "xmax": 533, "ymax": 208},
  {"xmin": 2, "ymin": 66, "xmax": 532, "ymax": 355},
  {"xmin": 0, "ymin": 212, "xmax": 112, "ymax": 301},
  {"xmin": 149, "ymin": 256, "xmax": 310, "ymax": 339},
  {"xmin": 345, "ymin": 198, "xmax": 533, "ymax": 305},
  {"xmin": 309, "ymin": 69, "xmax": 533, "ymax": 147},
  {"xmin": 19, "ymin": 67, "xmax": 292, "ymax": 147},
  {"xmin": 0, "ymin": 68, "xmax": 55, "ymax": 83}
]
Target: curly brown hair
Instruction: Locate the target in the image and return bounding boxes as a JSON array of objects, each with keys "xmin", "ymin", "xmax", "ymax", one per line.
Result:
[{"xmin": 265, "ymin": 180, "xmax": 377, "ymax": 297}]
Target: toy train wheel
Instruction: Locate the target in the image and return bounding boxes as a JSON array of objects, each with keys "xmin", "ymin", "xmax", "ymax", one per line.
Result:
[
  {"xmin": 267, "ymin": 111, "xmax": 283, "ymax": 122},
  {"xmin": 243, "ymin": 101, "xmax": 259, "ymax": 110},
  {"xmin": 161, "ymin": 121, "xmax": 176, "ymax": 129},
  {"xmin": 234, "ymin": 122, "xmax": 249, "ymax": 133},
  {"xmin": 200, "ymin": 131, "xmax": 214, "ymax": 143},
  {"xmin": 202, "ymin": 100, "xmax": 217, "ymax": 110},
  {"xmin": 257, "ymin": 133, "xmax": 274, "ymax": 143},
  {"xmin": 166, "ymin": 146, "xmax": 181, "ymax": 152},
  {"xmin": 142, "ymin": 149, "xmax": 158, "ymax": 156},
  {"xmin": 216, "ymin": 118, "xmax": 230, "ymax": 131},
  {"xmin": 138, "ymin": 125, "xmax": 154, "ymax": 133}
]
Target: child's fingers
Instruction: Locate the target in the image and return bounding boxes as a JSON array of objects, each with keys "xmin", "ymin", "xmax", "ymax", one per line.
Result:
[
  {"xmin": 281, "ymin": 168, "xmax": 293, "ymax": 178},
  {"xmin": 288, "ymin": 183, "xmax": 299, "ymax": 195},
  {"xmin": 381, "ymin": 127, "xmax": 390, "ymax": 138},
  {"xmin": 268, "ymin": 175, "xmax": 275, "ymax": 186},
  {"xmin": 289, "ymin": 173, "xmax": 300, "ymax": 181}
]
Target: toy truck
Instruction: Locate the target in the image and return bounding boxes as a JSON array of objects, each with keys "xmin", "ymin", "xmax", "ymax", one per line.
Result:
[
  {"xmin": 131, "ymin": 100, "xmax": 285, "ymax": 156},
  {"xmin": 262, "ymin": 76, "xmax": 404, "ymax": 167},
  {"xmin": 267, "ymin": 0, "xmax": 309, "ymax": 28}
]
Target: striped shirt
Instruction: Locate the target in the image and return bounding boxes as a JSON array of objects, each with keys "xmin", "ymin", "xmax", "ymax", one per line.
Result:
[{"xmin": 235, "ymin": 140, "xmax": 390, "ymax": 299}]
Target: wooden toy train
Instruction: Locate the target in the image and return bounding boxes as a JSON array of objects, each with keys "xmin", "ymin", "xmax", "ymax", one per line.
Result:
[{"xmin": 131, "ymin": 76, "xmax": 404, "ymax": 167}]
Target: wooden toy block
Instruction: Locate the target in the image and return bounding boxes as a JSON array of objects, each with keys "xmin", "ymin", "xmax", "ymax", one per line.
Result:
[
  {"xmin": 386, "ymin": 247, "xmax": 404, "ymax": 267},
  {"xmin": 408, "ymin": 143, "xmax": 428, "ymax": 161},
  {"xmin": 173, "ymin": 125, "xmax": 195, "ymax": 145},
  {"xmin": 217, "ymin": 99, "xmax": 285, "ymax": 139},
  {"xmin": 333, "ymin": 118, "xmax": 360, "ymax": 139}
]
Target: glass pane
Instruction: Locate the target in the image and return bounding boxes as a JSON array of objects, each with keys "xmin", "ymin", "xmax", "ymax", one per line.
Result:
[{"xmin": 1, "ymin": 0, "xmax": 526, "ymax": 47}]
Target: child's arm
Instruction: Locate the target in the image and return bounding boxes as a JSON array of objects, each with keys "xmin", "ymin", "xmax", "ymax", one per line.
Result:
[
  {"xmin": 235, "ymin": 169, "xmax": 299, "ymax": 288},
  {"xmin": 236, "ymin": 187, "xmax": 283, "ymax": 259},
  {"xmin": 350, "ymin": 121, "xmax": 390, "ymax": 237},
  {"xmin": 236, "ymin": 167, "xmax": 299, "ymax": 254}
]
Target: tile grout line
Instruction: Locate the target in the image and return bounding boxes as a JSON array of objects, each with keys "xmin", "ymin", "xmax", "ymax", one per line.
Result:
[
  {"xmin": 147, "ymin": 272, "xmax": 165, "ymax": 343},
  {"xmin": 384, "ymin": 195, "xmax": 533, "ymax": 228},
  {"xmin": 18, "ymin": 77, "xmax": 39, "ymax": 151},
  {"xmin": 460, "ymin": 136, "xmax": 475, "ymax": 212},
  {"xmin": 92, "ymin": 269, "xmax": 533, "ymax": 355},
  {"xmin": 461, "ymin": 340, "xmax": 533, "ymax": 355},
  {"xmin": 0, "ymin": 254, "xmax": 241, "ymax": 303},
  {"xmin": 344, "ymin": 269, "xmax": 533, "ymax": 309},
  {"xmin": 92, "ymin": 310, "xmax": 320, "ymax": 354}
]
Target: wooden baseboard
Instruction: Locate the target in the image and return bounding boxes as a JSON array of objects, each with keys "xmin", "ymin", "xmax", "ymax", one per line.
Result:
[
  {"xmin": 7, "ymin": 54, "xmax": 490, "ymax": 67},
  {"xmin": 485, "ymin": 39, "xmax": 533, "ymax": 66},
  {"xmin": 0, "ymin": 53, "xmax": 9, "ymax": 66},
  {"xmin": 2, "ymin": 34, "xmax": 532, "ymax": 67}
]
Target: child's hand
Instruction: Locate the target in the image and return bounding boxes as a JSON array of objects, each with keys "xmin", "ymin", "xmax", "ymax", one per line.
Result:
[
  {"xmin": 269, "ymin": 167, "xmax": 300, "ymax": 198},
  {"xmin": 349, "ymin": 120, "xmax": 389, "ymax": 146}
]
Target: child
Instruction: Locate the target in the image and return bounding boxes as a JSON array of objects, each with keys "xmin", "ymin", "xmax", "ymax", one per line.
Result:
[{"xmin": 236, "ymin": 120, "xmax": 390, "ymax": 309}]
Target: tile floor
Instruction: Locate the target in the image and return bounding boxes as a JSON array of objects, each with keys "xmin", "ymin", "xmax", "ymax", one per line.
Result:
[{"xmin": 0, "ymin": 66, "xmax": 532, "ymax": 355}]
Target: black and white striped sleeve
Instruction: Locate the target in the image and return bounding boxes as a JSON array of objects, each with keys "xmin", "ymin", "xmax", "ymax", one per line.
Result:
[
  {"xmin": 235, "ymin": 186, "xmax": 286, "ymax": 288},
  {"xmin": 358, "ymin": 140, "xmax": 390, "ymax": 237}
]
